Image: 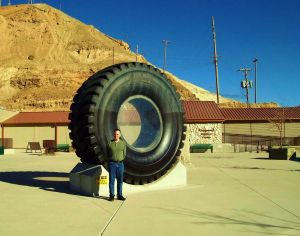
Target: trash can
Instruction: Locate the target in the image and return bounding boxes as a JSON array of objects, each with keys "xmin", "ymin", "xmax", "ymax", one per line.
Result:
[{"xmin": 0, "ymin": 146, "xmax": 4, "ymax": 155}]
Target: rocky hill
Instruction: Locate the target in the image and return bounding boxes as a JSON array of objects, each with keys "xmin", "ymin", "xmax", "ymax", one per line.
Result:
[{"xmin": 0, "ymin": 4, "xmax": 277, "ymax": 111}]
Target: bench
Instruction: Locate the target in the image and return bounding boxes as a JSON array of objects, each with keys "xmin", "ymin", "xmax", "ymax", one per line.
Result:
[
  {"xmin": 26, "ymin": 142, "xmax": 42, "ymax": 153},
  {"xmin": 190, "ymin": 144, "xmax": 213, "ymax": 153}
]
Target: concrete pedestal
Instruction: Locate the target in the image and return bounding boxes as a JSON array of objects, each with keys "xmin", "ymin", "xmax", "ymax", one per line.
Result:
[
  {"xmin": 69, "ymin": 164, "xmax": 102, "ymax": 196},
  {"xmin": 69, "ymin": 161, "xmax": 187, "ymax": 197}
]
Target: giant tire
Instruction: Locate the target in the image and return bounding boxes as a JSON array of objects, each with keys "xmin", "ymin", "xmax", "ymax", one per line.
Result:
[{"xmin": 68, "ymin": 62, "xmax": 185, "ymax": 185}]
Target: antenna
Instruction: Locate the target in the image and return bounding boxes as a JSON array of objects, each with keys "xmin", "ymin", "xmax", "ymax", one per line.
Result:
[
  {"xmin": 212, "ymin": 16, "xmax": 220, "ymax": 105},
  {"xmin": 162, "ymin": 40, "xmax": 170, "ymax": 72},
  {"xmin": 238, "ymin": 68, "xmax": 252, "ymax": 108}
]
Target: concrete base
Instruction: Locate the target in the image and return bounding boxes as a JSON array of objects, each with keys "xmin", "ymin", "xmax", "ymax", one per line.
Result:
[
  {"xmin": 269, "ymin": 147, "xmax": 296, "ymax": 160},
  {"xmin": 69, "ymin": 161, "xmax": 187, "ymax": 197},
  {"xmin": 69, "ymin": 163, "xmax": 102, "ymax": 196},
  {"xmin": 99, "ymin": 161, "xmax": 187, "ymax": 197}
]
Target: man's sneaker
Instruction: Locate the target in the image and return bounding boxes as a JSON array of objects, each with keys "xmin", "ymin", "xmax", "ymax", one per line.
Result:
[
  {"xmin": 109, "ymin": 196, "xmax": 114, "ymax": 201},
  {"xmin": 117, "ymin": 196, "xmax": 126, "ymax": 201}
]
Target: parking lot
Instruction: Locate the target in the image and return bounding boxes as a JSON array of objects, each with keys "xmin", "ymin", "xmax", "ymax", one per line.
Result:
[{"xmin": 0, "ymin": 150, "xmax": 299, "ymax": 236}]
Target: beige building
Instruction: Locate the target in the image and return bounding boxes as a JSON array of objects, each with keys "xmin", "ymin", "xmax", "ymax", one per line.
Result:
[
  {"xmin": 1, "ymin": 102, "xmax": 300, "ymax": 150},
  {"xmin": 1, "ymin": 112, "xmax": 70, "ymax": 149}
]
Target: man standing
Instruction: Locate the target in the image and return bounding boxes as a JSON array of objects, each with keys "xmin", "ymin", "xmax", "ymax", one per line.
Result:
[{"xmin": 107, "ymin": 128, "xmax": 126, "ymax": 201}]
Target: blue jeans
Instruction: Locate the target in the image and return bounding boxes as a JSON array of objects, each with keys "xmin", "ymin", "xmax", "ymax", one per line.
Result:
[{"xmin": 108, "ymin": 161, "xmax": 124, "ymax": 197}]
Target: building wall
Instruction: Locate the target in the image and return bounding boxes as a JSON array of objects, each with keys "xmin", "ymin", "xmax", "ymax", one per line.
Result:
[
  {"xmin": 223, "ymin": 122, "xmax": 300, "ymax": 137},
  {"xmin": 57, "ymin": 126, "xmax": 71, "ymax": 145},
  {"xmin": 4, "ymin": 126, "xmax": 71, "ymax": 148},
  {"xmin": 188, "ymin": 123, "xmax": 222, "ymax": 144}
]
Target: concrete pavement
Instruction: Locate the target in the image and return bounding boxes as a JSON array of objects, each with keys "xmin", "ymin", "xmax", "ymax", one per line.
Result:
[{"xmin": 0, "ymin": 151, "xmax": 300, "ymax": 235}]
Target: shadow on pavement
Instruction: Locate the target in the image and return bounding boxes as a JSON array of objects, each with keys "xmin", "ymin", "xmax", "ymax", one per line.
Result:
[
  {"xmin": 149, "ymin": 207, "xmax": 300, "ymax": 233},
  {"xmin": 252, "ymin": 157, "xmax": 271, "ymax": 160},
  {"xmin": 225, "ymin": 166, "xmax": 300, "ymax": 172},
  {"xmin": 253, "ymin": 156, "xmax": 300, "ymax": 163},
  {"xmin": 290, "ymin": 157, "xmax": 300, "ymax": 163},
  {"xmin": 0, "ymin": 171, "xmax": 73, "ymax": 194},
  {"xmin": 0, "ymin": 171, "xmax": 112, "ymax": 199}
]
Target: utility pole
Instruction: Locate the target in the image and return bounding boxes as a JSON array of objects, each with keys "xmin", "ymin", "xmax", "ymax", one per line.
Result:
[
  {"xmin": 253, "ymin": 58, "xmax": 258, "ymax": 103},
  {"xmin": 112, "ymin": 47, "xmax": 115, "ymax": 64},
  {"xmin": 212, "ymin": 16, "xmax": 220, "ymax": 105},
  {"xmin": 238, "ymin": 68, "xmax": 252, "ymax": 108},
  {"xmin": 162, "ymin": 40, "xmax": 170, "ymax": 72},
  {"xmin": 135, "ymin": 44, "xmax": 139, "ymax": 62}
]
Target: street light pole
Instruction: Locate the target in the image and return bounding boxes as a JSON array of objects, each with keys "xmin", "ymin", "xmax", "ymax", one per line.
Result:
[
  {"xmin": 253, "ymin": 58, "xmax": 258, "ymax": 103},
  {"xmin": 212, "ymin": 16, "xmax": 220, "ymax": 105}
]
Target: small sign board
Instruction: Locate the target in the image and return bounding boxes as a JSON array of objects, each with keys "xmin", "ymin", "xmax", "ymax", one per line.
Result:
[{"xmin": 100, "ymin": 176, "xmax": 108, "ymax": 185}]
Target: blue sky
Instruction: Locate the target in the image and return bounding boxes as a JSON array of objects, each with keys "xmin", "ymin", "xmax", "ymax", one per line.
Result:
[{"xmin": 8, "ymin": 0, "xmax": 300, "ymax": 106}]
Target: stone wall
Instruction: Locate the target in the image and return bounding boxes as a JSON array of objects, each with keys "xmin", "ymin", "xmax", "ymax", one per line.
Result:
[{"xmin": 188, "ymin": 123, "xmax": 222, "ymax": 144}]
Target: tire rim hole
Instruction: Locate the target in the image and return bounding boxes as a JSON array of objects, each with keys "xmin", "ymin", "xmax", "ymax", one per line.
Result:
[{"xmin": 117, "ymin": 95, "xmax": 163, "ymax": 153}]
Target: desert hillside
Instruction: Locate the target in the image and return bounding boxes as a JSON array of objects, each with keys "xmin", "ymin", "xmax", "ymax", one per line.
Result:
[{"xmin": 0, "ymin": 4, "xmax": 276, "ymax": 111}]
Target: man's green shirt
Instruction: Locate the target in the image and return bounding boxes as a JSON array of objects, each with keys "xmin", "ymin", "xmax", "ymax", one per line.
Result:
[{"xmin": 107, "ymin": 139, "xmax": 126, "ymax": 162}]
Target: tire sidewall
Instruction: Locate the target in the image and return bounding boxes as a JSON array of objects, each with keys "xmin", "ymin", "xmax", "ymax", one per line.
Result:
[{"xmin": 94, "ymin": 66, "xmax": 183, "ymax": 178}]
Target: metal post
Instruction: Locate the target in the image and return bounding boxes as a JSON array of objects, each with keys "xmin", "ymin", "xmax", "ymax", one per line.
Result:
[
  {"xmin": 212, "ymin": 16, "xmax": 220, "ymax": 105},
  {"xmin": 55, "ymin": 125, "xmax": 58, "ymax": 147},
  {"xmin": 253, "ymin": 58, "xmax": 258, "ymax": 103},
  {"xmin": 1, "ymin": 125, "xmax": 4, "ymax": 148},
  {"xmin": 245, "ymin": 71, "xmax": 249, "ymax": 107}
]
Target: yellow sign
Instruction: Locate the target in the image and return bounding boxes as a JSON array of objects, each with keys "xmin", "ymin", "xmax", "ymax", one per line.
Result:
[{"xmin": 100, "ymin": 176, "xmax": 108, "ymax": 185}]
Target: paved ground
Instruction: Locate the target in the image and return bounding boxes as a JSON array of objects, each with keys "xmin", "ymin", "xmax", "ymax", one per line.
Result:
[{"xmin": 0, "ymin": 150, "xmax": 300, "ymax": 236}]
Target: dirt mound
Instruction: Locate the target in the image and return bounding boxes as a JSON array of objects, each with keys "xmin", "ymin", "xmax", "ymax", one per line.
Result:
[
  {"xmin": 0, "ymin": 4, "xmax": 275, "ymax": 111},
  {"xmin": 0, "ymin": 4, "xmax": 146, "ymax": 111}
]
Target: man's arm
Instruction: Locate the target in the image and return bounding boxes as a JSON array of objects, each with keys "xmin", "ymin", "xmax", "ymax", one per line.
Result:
[{"xmin": 123, "ymin": 142, "xmax": 126, "ymax": 158}]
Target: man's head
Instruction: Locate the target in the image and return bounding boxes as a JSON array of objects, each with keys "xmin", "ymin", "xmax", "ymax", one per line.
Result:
[{"xmin": 114, "ymin": 128, "xmax": 121, "ymax": 141}]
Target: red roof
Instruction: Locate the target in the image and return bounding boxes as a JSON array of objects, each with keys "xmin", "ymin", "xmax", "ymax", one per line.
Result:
[
  {"xmin": 1, "ymin": 103, "xmax": 300, "ymax": 126},
  {"xmin": 220, "ymin": 107, "xmax": 300, "ymax": 121},
  {"xmin": 1, "ymin": 111, "xmax": 70, "ymax": 126},
  {"xmin": 183, "ymin": 101, "xmax": 225, "ymax": 123}
]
